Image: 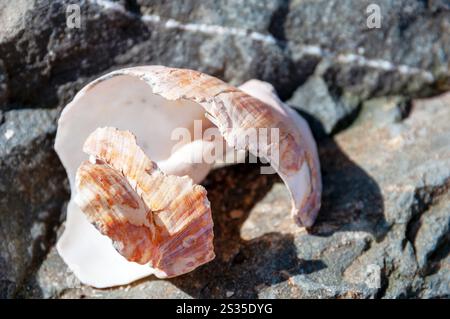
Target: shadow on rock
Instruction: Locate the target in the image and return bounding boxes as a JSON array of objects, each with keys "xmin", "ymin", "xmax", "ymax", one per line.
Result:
[
  {"xmin": 16, "ymin": 111, "xmax": 386, "ymax": 299},
  {"xmin": 298, "ymin": 110, "xmax": 388, "ymax": 241},
  {"xmin": 167, "ymin": 162, "xmax": 325, "ymax": 298},
  {"xmin": 168, "ymin": 110, "xmax": 386, "ymax": 298}
]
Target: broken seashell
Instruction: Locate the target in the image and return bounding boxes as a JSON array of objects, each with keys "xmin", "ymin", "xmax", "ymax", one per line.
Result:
[
  {"xmin": 75, "ymin": 127, "xmax": 214, "ymax": 278},
  {"xmin": 55, "ymin": 65, "xmax": 321, "ymax": 288},
  {"xmin": 238, "ymin": 79, "xmax": 322, "ymax": 228}
]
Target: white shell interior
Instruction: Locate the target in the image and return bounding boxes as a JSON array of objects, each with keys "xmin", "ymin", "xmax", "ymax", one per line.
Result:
[{"xmin": 56, "ymin": 75, "xmax": 211, "ymax": 188}]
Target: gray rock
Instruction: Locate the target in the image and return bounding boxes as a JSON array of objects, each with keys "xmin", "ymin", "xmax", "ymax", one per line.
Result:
[
  {"xmin": 286, "ymin": 0, "xmax": 450, "ymax": 129},
  {"xmin": 137, "ymin": 0, "xmax": 286, "ymax": 32},
  {"xmin": 0, "ymin": 0, "xmax": 295, "ymax": 110},
  {"xmin": 1, "ymin": 0, "xmax": 449, "ymax": 299},
  {"xmin": 287, "ymin": 75, "xmax": 358, "ymax": 134},
  {"xmin": 420, "ymin": 255, "xmax": 450, "ymax": 299},
  {"xmin": 285, "ymin": 0, "xmax": 449, "ymax": 75},
  {"xmin": 412, "ymin": 192, "xmax": 449, "ymax": 271},
  {"xmin": 0, "ymin": 0, "xmax": 149, "ymax": 110},
  {"xmin": 0, "ymin": 60, "xmax": 7, "ymax": 106},
  {"xmin": 0, "ymin": 109, "xmax": 69, "ymax": 298},
  {"xmin": 1, "ymin": 0, "xmax": 449, "ymax": 111},
  {"xmin": 19, "ymin": 92, "xmax": 450, "ymax": 299},
  {"xmin": 138, "ymin": 0, "xmax": 450, "ymax": 101}
]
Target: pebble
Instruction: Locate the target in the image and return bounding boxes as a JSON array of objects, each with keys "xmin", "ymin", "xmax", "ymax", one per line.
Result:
[{"xmin": 229, "ymin": 209, "xmax": 244, "ymax": 219}]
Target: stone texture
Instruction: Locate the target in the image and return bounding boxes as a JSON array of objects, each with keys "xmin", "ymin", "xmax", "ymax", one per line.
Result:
[
  {"xmin": 137, "ymin": 0, "xmax": 286, "ymax": 32},
  {"xmin": 0, "ymin": 109, "xmax": 69, "ymax": 298},
  {"xmin": 1, "ymin": 0, "xmax": 449, "ymax": 299},
  {"xmin": 285, "ymin": 0, "xmax": 450, "ymax": 85},
  {"xmin": 18, "ymin": 92, "xmax": 450, "ymax": 299},
  {"xmin": 287, "ymin": 74, "xmax": 359, "ymax": 134},
  {"xmin": 0, "ymin": 61, "xmax": 7, "ymax": 106},
  {"xmin": 0, "ymin": 0, "xmax": 449, "ymax": 111}
]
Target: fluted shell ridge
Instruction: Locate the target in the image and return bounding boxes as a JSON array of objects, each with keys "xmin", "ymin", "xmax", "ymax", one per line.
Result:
[{"xmin": 75, "ymin": 127, "xmax": 215, "ymax": 277}]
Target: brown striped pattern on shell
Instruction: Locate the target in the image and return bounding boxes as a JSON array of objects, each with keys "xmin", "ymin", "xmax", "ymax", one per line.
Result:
[
  {"xmin": 127, "ymin": 66, "xmax": 320, "ymax": 226},
  {"xmin": 86, "ymin": 66, "xmax": 321, "ymax": 228},
  {"xmin": 76, "ymin": 127, "xmax": 215, "ymax": 277},
  {"xmin": 127, "ymin": 66, "xmax": 306, "ymax": 177},
  {"xmin": 116, "ymin": 66, "xmax": 321, "ymax": 227},
  {"xmin": 75, "ymin": 162, "xmax": 156, "ymax": 264}
]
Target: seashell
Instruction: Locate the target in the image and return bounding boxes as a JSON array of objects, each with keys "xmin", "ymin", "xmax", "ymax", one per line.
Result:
[
  {"xmin": 75, "ymin": 127, "xmax": 214, "ymax": 278},
  {"xmin": 238, "ymin": 79, "xmax": 322, "ymax": 227},
  {"xmin": 55, "ymin": 65, "xmax": 321, "ymax": 288}
]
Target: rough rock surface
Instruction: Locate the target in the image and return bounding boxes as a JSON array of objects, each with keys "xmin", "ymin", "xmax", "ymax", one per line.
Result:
[
  {"xmin": 0, "ymin": 0, "xmax": 449, "ymax": 298},
  {"xmin": 287, "ymin": 74, "xmax": 360, "ymax": 134},
  {"xmin": 18, "ymin": 92, "xmax": 450, "ymax": 299},
  {"xmin": 1, "ymin": 0, "xmax": 449, "ymax": 111},
  {"xmin": 0, "ymin": 109, "xmax": 69, "ymax": 298}
]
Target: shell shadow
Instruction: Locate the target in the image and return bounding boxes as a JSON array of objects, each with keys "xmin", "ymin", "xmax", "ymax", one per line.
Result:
[
  {"xmin": 169, "ymin": 162, "xmax": 326, "ymax": 298},
  {"xmin": 169, "ymin": 110, "xmax": 386, "ymax": 299},
  {"xmin": 298, "ymin": 111, "xmax": 388, "ymax": 241}
]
